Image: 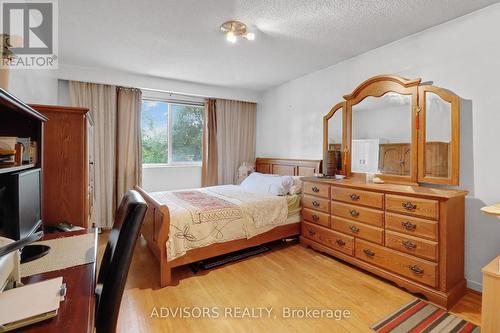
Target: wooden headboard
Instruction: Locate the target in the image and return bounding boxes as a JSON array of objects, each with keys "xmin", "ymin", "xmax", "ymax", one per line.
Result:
[{"xmin": 255, "ymin": 158, "xmax": 322, "ymax": 177}]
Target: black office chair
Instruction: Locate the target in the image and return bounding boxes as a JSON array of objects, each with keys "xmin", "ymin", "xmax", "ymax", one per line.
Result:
[{"xmin": 95, "ymin": 190, "xmax": 148, "ymax": 333}]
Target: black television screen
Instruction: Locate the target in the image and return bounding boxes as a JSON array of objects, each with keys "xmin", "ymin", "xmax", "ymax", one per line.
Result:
[{"xmin": 0, "ymin": 168, "xmax": 42, "ymax": 240}]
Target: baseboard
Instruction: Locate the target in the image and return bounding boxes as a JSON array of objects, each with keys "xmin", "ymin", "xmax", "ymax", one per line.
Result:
[{"xmin": 466, "ymin": 279, "xmax": 482, "ymax": 293}]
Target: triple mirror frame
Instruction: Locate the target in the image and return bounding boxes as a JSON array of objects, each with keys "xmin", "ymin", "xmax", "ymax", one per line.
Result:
[{"xmin": 323, "ymin": 75, "xmax": 460, "ymax": 185}]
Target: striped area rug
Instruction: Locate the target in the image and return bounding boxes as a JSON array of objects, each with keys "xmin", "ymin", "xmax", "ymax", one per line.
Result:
[{"xmin": 371, "ymin": 299, "xmax": 480, "ymax": 333}]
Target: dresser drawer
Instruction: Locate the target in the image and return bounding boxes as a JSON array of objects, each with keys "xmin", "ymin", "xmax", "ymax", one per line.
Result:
[
  {"xmin": 332, "ymin": 216, "xmax": 383, "ymax": 245},
  {"xmin": 355, "ymin": 239, "xmax": 437, "ymax": 288},
  {"xmin": 302, "ymin": 195, "xmax": 330, "ymax": 213},
  {"xmin": 385, "ymin": 212, "xmax": 438, "ymax": 241},
  {"xmin": 331, "ymin": 201, "xmax": 383, "ymax": 227},
  {"xmin": 386, "ymin": 195, "xmax": 439, "ymax": 220},
  {"xmin": 303, "ymin": 182, "xmax": 330, "ymax": 199},
  {"xmin": 302, "ymin": 222, "xmax": 354, "ymax": 255},
  {"xmin": 385, "ymin": 230, "xmax": 438, "ymax": 261},
  {"xmin": 302, "ymin": 208, "xmax": 330, "ymax": 228},
  {"xmin": 331, "ymin": 187, "xmax": 384, "ymax": 209}
]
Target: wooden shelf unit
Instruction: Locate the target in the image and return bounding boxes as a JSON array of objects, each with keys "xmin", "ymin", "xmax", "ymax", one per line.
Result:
[
  {"xmin": 30, "ymin": 104, "xmax": 94, "ymax": 228},
  {"xmin": 0, "ymin": 163, "xmax": 35, "ymax": 175},
  {"xmin": 0, "ymin": 89, "xmax": 46, "ymax": 171}
]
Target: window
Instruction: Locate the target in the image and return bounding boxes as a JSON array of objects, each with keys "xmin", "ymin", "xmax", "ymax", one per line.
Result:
[{"xmin": 141, "ymin": 99, "xmax": 204, "ymax": 165}]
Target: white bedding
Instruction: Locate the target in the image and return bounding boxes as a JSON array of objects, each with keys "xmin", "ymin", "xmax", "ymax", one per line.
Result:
[{"xmin": 149, "ymin": 185, "xmax": 297, "ymax": 262}]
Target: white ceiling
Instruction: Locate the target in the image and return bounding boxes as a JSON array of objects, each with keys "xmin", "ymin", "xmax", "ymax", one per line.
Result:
[{"xmin": 60, "ymin": 0, "xmax": 499, "ymax": 91}]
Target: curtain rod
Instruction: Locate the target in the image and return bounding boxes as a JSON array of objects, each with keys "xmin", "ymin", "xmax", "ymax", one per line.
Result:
[
  {"xmin": 139, "ymin": 87, "xmax": 209, "ymax": 100},
  {"xmin": 140, "ymin": 87, "xmax": 258, "ymax": 104},
  {"xmin": 117, "ymin": 86, "xmax": 141, "ymax": 92},
  {"xmin": 142, "ymin": 97, "xmax": 204, "ymax": 107}
]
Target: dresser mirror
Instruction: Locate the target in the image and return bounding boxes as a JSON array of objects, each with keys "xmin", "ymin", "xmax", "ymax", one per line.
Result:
[
  {"xmin": 351, "ymin": 93, "xmax": 413, "ymax": 176},
  {"xmin": 418, "ymin": 85, "xmax": 459, "ymax": 185},
  {"xmin": 323, "ymin": 102, "xmax": 345, "ymax": 174},
  {"xmin": 323, "ymin": 75, "xmax": 460, "ymax": 185}
]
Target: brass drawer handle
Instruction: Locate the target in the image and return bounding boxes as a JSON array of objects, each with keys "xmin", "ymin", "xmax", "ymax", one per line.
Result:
[
  {"xmin": 349, "ymin": 225, "xmax": 360, "ymax": 233},
  {"xmin": 402, "ymin": 202, "xmax": 417, "ymax": 211},
  {"xmin": 335, "ymin": 239, "xmax": 346, "ymax": 247},
  {"xmin": 402, "ymin": 240, "xmax": 417, "ymax": 249},
  {"xmin": 350, "ymin": 209, "xmax": 359, "ymax": 217},
  {"xmin": 312, "ymin": 200, "xmax": 320, "ymax": 207},
  {"xmin": 401, "ymin": 221, "xmax": 417, "ymax": 230},
  {"xmin": 409, "ymin": 265, "xmax": 424, "ymax": 275},
  {"xmin": 312, "ymin": 186, "xmax": 320, "ymax": 193},
  {"xmin": 308, "ymin": 229, "xmax": 316, "ymax": 236},
  {"xmin": 350, "ymin": 194, "xmax": 360, "ymax": 201},
  {"xmin": 312, "ymin": 214, "xmax": 319, "ymax": 222},
  {"xmin": 363, "ymin": 249, "xmax": 375, "ymax": 257}
]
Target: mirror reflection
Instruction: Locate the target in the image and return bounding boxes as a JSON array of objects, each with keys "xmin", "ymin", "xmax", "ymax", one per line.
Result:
[
  {"xmin": 425, "ymin": 92, "xmax": 451, "ymax": 178},
  {"xmin": 327, "ymin": 108, "xmax": 343, "ymax": 171},
  {"xmin": 351, "ymin": 93, "xmax": 412, "ymax": 176}
]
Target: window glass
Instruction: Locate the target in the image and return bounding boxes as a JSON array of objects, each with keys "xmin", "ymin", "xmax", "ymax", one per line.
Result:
[
  {"xmin": 141, "ymin": 100, "xmax": 204, "ymax": 164},
  {"xmin": 141, "ymin": 100, "xmax": 168, "ymax": 164},
  {"xmin": 171, "ymin": 104, "xmax": 204, "ymax": 162}
]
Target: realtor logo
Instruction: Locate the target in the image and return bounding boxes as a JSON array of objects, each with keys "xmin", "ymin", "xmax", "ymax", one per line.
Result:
[{"xmin": 1, "ymin": 0, "xmax": 58, "ymax": 69}]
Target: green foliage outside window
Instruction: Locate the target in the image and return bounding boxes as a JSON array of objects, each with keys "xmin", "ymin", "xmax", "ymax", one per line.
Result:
[
  {"xmin": 142, "ymin": 127, "xmax": 168, "ymax": 164},
  {"xmin": 141, "ymin": 100, "xmax": 203, "ymax": 164},
  {"xmin": 172, "ymin": 105, "xmax": 203, "ymax": 162}
]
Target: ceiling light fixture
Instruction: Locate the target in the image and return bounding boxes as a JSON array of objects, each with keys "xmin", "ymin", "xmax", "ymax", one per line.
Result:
[{"xmin": 220, "ymin": 20, "xmax": 255, "ymax": 43}]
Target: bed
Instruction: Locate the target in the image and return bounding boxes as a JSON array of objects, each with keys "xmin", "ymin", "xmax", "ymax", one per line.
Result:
[{"xmin": 135, "ymin": 158, "xmax": 322, "ymax": 287}]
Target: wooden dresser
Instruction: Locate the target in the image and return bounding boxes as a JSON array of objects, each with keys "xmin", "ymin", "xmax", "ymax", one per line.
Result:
[
  {"xmin": 31, "ymin": 105, "xmax": 94, "ymax": 228},
  {"xmin": 300, "ymin": 177, "xmax": 467, "ymax": 309}
]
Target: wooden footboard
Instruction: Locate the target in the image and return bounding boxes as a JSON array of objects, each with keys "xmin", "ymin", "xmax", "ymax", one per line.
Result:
[{"xmin": 134, "ymin": 186, "xmax": 173, "ymax": 287}]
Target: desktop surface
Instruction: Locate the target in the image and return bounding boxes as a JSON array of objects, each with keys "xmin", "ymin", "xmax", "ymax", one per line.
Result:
[{"xmin": 15, "ymin": 229, "xmax": 97, "ymax": 333}]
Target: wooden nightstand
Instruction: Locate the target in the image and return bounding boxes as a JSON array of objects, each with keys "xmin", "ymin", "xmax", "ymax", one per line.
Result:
[
  {"xmin": 481, "ymin": 255, "xmax": 500, "ymax": 333},
  {"xmin": 480, "ymin": 203, "xmax": 500, "ymax": 332}
]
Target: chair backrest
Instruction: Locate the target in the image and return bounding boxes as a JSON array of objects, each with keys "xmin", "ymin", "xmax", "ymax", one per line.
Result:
[{"xmin": 95, "ymin": 190, "xmax": 147, "ymax": 333}]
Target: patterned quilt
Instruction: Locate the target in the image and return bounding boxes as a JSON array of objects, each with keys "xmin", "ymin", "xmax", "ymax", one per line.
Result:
[{"xmin": 150, "ymin": 185, "xmax": 289, "ymax": 261}]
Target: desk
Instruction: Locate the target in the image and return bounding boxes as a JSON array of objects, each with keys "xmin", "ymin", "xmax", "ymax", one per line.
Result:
[{"xmin": 15, "ymin": 229, "xmax": 97, "ymax": 333}]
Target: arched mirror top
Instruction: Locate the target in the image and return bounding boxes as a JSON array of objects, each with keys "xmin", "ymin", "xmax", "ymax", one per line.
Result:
[
  {"xmin": 344, "ymin": 75, "xmax": 421, "ymax": 106},
  {"xmin": 322, "ymin": 74, "xmax": 460, "ymax": 186},
  {"xmin": 324, "ymin": 101, "xmax": 345, "ymax": 121}
]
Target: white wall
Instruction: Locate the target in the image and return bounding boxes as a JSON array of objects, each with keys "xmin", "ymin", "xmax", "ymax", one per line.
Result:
[
  {"xmin": 142, "ymin": 165, "xmax": 201, "ymax": 192},
  {"xmin": 257, "ymin": 3, "xmax": 500, "ymax": 291},
  {"xmin": 8, "ymin": 70, "xmax": 59, "ymax": 105}
]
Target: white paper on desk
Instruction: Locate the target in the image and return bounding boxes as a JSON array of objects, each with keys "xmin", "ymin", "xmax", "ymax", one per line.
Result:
[{"xmin": 0, "ymin": 277, "xmax": 64, "ymax": 326}]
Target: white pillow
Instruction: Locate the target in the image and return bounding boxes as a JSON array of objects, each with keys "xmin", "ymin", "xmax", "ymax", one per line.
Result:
[
  {"xmin": 240, "ymin": 172, "xmax": 293, "ymax": 196},
  {"xmin": 289, "ymin": 176, "xmax": 303, "ymax": 195}
]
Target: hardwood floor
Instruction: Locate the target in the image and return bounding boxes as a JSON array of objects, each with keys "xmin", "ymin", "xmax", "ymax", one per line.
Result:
[{"xmin": 99, "ymin": 233, "xmax": 482, "ymax": 332}]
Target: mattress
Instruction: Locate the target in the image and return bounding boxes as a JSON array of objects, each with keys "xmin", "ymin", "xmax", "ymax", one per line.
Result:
[{"xmin": 150, "ymin": 185, "xmax": 300, "ymax": 261}]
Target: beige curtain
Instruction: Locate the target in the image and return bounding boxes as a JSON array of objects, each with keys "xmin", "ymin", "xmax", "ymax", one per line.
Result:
[
  {"xmin": 201, "ymin": 99, "xmax": 218, "ymax": 187},
  {"xmin": 116, "ymin": 87, "xmax": 142, "ymax": 205},
  {"xmin": 69, "ymin": 81, "xmax": 117, "ymax": 228},
  {"xmin": 215, "ymin": 99, "xmax": 257, "ymax": 184}
]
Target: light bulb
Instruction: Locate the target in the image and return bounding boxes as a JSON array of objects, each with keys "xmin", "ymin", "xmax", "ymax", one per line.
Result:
[
  {"xmin": 226, "ymin": 31, "xmax": 237, "ymax": 43},
  {"xmin": 244, "ymin": 32, "xmax": 255, "ymax": 41}
]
